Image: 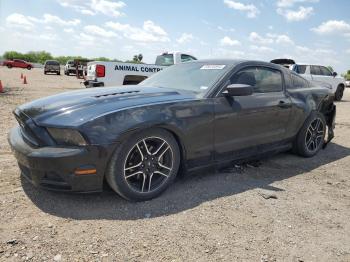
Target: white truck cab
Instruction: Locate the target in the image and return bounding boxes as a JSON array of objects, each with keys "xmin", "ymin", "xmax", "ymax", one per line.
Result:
[{"xmin": 84, "ymin": 52, "xmax": 197, "ymax": 88}]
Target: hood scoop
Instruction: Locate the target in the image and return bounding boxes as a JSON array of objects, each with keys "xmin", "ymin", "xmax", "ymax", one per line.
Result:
[{"xmin": 94, "ymin": 90, "xmax": 140, "ymax": 98}]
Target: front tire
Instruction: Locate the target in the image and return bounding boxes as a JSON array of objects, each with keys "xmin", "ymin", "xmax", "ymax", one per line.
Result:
[
  {"xmin": 335, "ymin": 85, "xmax": 344, "ymax": 101},
  {"xmin": 294, "ymin": 111, "xmax": 326, "ymax": 157},
  {"xmin": 106, "ymin": 128, "xmax": 180, "ymax": 201},
  {"xmin": 27, "ymin": 66, "xmax": 32, "ymax": 70},
  {"xmin": 7, "ymin": 64, "xmax": 12, "ymax": 69}
]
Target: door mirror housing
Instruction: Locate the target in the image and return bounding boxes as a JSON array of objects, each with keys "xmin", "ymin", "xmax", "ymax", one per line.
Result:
[
  {"xmin": 223, "ymin": 84, "xmax": 254, "ymax": 96},
  {"xmin": 332, "ymin": 71, "xmax": 337, "ymax": 77}
]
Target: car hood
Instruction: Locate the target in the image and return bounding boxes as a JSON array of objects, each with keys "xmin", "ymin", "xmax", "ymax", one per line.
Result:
[{"xmin": 17, "ymin": 85, "xmax": 196, "ymax": 127}]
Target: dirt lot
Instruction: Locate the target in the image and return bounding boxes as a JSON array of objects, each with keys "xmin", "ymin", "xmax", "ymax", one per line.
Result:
[{"xmin": 0, "ymin": 67, "xmax": 349, "ymax": 262}]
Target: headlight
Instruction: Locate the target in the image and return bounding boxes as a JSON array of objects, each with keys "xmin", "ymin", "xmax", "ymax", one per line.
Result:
[{"xmin": 47, "ymin": 128, "xmax": 87, "ymax": 146}]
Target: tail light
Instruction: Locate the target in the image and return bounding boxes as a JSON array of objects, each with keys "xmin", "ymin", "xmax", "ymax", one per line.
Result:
[{"xmin": 95, "ymin": 65, "xmax": 105, "ymax": 78}]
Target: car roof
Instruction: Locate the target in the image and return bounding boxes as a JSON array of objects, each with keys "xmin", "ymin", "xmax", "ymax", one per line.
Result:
[{"xmin": 190, "ymin": 59, "xmax": 289, "ymax": 71}]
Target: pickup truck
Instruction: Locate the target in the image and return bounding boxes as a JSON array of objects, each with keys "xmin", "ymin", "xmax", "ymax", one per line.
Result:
[
  {"xmin": 271, "ymin": 59, "xmax": 346, "ymax": 101},
  {"xmin": 84, "ymin": 52, "xmax": 197, "ymax": 87},
  {"xmin": 64, "ymin": 60, "xmax": 84, "ymax": 76},
  {"xmin": 3, "ymin": 59, "xmax": 33, "ymax": 70}
]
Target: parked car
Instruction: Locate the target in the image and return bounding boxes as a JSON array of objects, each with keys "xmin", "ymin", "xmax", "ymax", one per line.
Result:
[
  {"xmin": 3, "ymin": 59, "xmax": 33, "ymax": 70},
  {"xmin": 8, "ymin": 60, "xmax": 336, "ymax": 201},
  {"xmin": 271, "ymin": 59, "xmax": 346, "ymax": 101},
  {"xmin": 64, "ymin": 60, "xmax": 83, "ymax": 76},
  {"xmin": 84, "ymin": 52, "xmax": 197, "ymax": 87},
  {"xmin": 44, "ymin": 60, "xmax": 60, "ymax": 75},
  {"xmin": 346, "ymin": 80, "xmax": 350, "ymax": 87}
]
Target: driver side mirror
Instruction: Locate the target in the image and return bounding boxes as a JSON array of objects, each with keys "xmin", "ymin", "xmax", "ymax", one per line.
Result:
[
  {"xmin": 332, "ymin": 71, "xmax": 337, "ymax": 77},
  {"xmin": 223, "ymin": 84, "xmax": 254, "ymax": 96}
]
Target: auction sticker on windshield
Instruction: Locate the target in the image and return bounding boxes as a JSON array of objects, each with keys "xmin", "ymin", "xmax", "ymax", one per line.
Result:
[{"xmin": 200, "ymin": 65, "xmax": 226, "ymax": 70}]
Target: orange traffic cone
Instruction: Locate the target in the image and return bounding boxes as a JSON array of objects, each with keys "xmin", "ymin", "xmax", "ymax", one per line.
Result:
[
  {"xmin": 20, "ymin": 73, "xmax": 23, "ymax": 79},
  {"xmin": 23, "ymin": 76, "xmax": 27, "ymax": 84},
  {"xmin": 0, "ymin": 80, "xmax": 3, "ymax": 93}
]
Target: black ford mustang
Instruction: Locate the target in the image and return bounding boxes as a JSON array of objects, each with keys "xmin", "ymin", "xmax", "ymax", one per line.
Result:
[{"xmin": 8, "ymin": 60, "xmax": 336, "ymax": 201}]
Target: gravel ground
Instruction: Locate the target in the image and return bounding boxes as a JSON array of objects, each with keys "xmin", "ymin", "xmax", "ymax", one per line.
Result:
[{"xmin": 0, "ymin": 67, "xmax": 349, "ymax": 262}]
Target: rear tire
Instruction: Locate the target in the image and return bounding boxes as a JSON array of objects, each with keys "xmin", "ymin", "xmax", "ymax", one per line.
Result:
[
  {"xmin": 294, "ymin": 111, "xmax": 326, "ymax": 157},
  {"xmin": 106, "ymin": 128, "xmax": 180, "ymax": 201},
  {"xmin": 335, "ymin": 85, "xmax": 344, "ymax": 101}
]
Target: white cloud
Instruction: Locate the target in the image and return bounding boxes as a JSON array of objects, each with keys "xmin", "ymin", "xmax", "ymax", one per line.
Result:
[
  {"xmin": 214, "ymin": 48, "xmax": 245, "ymax": 59},
  {"xmin": 90, "ymin": 0, "xmax": 126, "ymax": 17},
  {"xmin": 106, "ymin": 20, "xmax": 170, "ymax": 43},
  {"xmin": 177, "ymin": 33, "xmax": 194, "ymax": 44},
  {"xmin": 267, "ymin": 33, "xmax": 294, "ymax": 45},
  {"xmin": 220, "ymin": 36, "xmax": 241, "ymax": 46},
  {"xmin": 39, "ymin": 33, "xmax": 58, "ymax": 41},
  {"xmin": 276, "ymin": 0, "xmax": 319, "ymax": 8},
  {"xmin": 217, "ymin": 26, "xmax": 235, "ymax": 32},
  {"xmin": 311, "ymin": 20, "xmax": 350, "ymax": 35},
  {"xmin": 6, "ymin": 13, "xmax": 35, "ymax": 31},
  {"xmin": 250, "ymin": 45, "xmax": 275, "ymax": 52},
  {"xmin": 249, "ymin": 32, "xmax": 273, "ymax": 45},
  {"xmin": 277, "ymin": 6, "xmax": 313, "ymax": 21},
  {"xmin": 57, "ymin": 0, "xmax": 126, "ymax": 17},
  {"xmin": 5, "ymin": 12, "xmax": 80, "ymax": 32},
  {"xmin": 76, "ymin": 32, "xmax": 96, "ymax": 42},
  {"xmin": 223, "ymin": 0, "xmax": 260, "ymax": 18},
  {"xmin": 143, "ymin": 20, "xmax": 167, "ymax": 36},
  {"xmin": 64, "ymin": 28, "xmax": 75, "ymax": 33},
  {"xmin": 84, "ymin": 25, "xmax": 117, "ymax": 38},
  {"xmin": 40, "ymin": 14, "xmax": 80, "ymax": 26}
]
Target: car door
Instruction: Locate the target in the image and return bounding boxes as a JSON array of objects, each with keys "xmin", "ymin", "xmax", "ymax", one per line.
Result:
[
  {"xmin": 213, "ymin": 66, "xmax": 292, "ymax": 161},
  {"xmin": 319, "ymin": 66, "xmax": 337, "ymax": 90},
  {"xmin": 13, "ymin": 59, "xmax": 21, "ymax": 67},
  {"xmin": 311, "ymin": 65, "xmax": 337, "ymax": 90}
]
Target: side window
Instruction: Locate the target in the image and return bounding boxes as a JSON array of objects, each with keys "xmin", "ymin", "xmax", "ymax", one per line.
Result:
[
  {"xmin": 310, "ymin": 65, "xmax": 321, "ymax": 75},
  {"xmin": 296, "ymin": 65, "xmax": 307, "ymax": 74},
  {"xmin": 291, "ymin": 74, "xmax": 309, "ymax": 89},
  {"xmin": 230, "ymin": 67, "xmax": 283, "ymax": 93},
  {"xmin": 181, "ymin": 54, "xmax": 196, "ymax": 63},
  {"xmin": 320, "ymin": 66, "xmax": 332, "ymax": 76}
]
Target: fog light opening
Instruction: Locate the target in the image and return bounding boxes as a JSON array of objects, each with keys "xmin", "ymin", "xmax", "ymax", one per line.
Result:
[{"xmin": 74, "ymin": 167, "xmax": 97, "ymax": 176}]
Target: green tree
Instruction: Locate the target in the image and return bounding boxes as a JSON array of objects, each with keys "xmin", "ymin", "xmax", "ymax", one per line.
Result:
[
  {"xmin": 129, "ymin": 54, "xmax": 144, "ymax": 64},
  {"xmin": 2, "ymin": 50, "xmax": 123, "ymax": 65}
]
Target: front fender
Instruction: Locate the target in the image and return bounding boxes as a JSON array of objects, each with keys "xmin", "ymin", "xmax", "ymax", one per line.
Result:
[{"xmin": 81, "ymin": 100, "xmax": 214, "ymax": 168}]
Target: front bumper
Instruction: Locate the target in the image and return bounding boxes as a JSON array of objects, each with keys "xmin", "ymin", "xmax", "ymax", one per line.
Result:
[{"xmin": 8, "ymin": 126, "xmax": 109, "ymax": 192}]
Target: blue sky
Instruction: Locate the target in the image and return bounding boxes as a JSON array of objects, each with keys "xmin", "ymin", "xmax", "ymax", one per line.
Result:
[{"xmin": 0, "ymin": 0, "xmax": 349, "ymax": 72}]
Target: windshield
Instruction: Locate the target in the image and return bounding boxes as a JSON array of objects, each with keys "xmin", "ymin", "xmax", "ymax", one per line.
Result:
[
  {"xmin": 46, "ymin": 61, "xmax": 59, "ymax": 65},
  {"xmin": 140, "ymin": 62, "xmax": 231, "ymax": 93},
  {"xmin": 155, "ymin": 54, "xmax": 174, "ymax": 66}
]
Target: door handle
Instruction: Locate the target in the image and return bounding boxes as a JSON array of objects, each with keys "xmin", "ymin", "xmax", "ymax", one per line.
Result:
[{"xmin": 278, "ymin": 100, "xmax": 292, "ymax": 108}]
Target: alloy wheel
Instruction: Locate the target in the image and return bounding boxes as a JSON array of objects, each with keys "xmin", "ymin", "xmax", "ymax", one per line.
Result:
[
  {"xmin": 305, "ymin": 118, "xmax": 324, "ymax": 152},
  {"xmin": 123, "ymin": 137, "xmax": 173, "ymax": 193}
]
